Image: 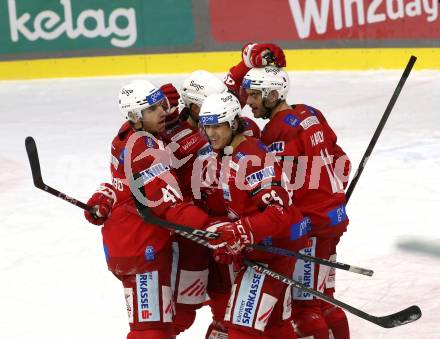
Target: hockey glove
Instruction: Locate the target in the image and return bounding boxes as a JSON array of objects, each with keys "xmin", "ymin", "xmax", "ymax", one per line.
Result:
[
  {"xmin": 206, "ymin": 219, "xmax": 254, "ymax": 263},
  {"xmin": 242, "ymin": 42, "xmax": 286, "ymax": 68},
  {"xmin": 160, "ymin": 83, "xmax": 180, "ymax": 108},
  {"xmin": 84, "ymin": 183, "xmax": 116, "ymax": 225}
]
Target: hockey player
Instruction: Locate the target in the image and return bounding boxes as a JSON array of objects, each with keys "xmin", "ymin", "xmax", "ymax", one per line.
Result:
[
  {"xmin": 241, "ymin": 66, "xmax": 351, "ymax": 339},
  {"xmin": 163, "ymin": 70, "xmax": 262, "ymax": 338},
  {"xmin": 158, "ymin": 78, "xmax": 220, "ymax": 336},
  {"xmin": 224, "ymin": 42, "xmax": 287, "ymax": 106},
  {"xmin": 83, "ymin": 79, "xmax": 213, "ymax": 339},
  {"xmin": 199, "ymin": 92, "xmax": 310, "ymax": 339},
  {"xmin": 181, "ymin": 70, "xmax": 261, "ymax": 138}
]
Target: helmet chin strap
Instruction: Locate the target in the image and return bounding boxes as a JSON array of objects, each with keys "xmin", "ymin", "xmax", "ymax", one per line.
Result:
[
  {"xmin": 262, "ymin": 97, "xmax": 282, "ymax": 119},
  {"xmin": 129, "ymin": 119, "xmax": 143, "ymax": 132},
  {"xmin": 221, "ymin": 123, "xmax": 236, "ymax": 157}
]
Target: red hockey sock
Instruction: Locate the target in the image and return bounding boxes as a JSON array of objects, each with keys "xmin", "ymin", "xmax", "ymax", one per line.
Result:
[
  {"xmin": 171, "ymin": 304, "xmax": 197, "ymax": 335},
  {"xmin": 292, "ymin": 304, "xmax": 329, "ymax": 339},
  {"xmin": 322, "ymin": 302, "xmax": 350, "ymax": 339},
  {"xmin": 209, "ymin": 291, "xmax": 230, "ymax": 322}
]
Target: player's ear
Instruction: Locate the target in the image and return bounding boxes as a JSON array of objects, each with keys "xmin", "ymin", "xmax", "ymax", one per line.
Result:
[
  {"xmin": 231, "ymin": 118, "xmax": 239, "ymax": 132},
  {"xmin": 268, "ymin": 90, "xmax": 279, "ymax": 103}
]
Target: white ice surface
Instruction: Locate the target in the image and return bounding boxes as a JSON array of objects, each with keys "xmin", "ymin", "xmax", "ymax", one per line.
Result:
[{"xmin": 1, "ymin": 70, "xmax": 439, "ymax": 338}]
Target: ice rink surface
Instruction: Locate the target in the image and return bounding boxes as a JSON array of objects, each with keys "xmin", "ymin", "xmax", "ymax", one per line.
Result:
[{"xmin": 1, "ymin": 69, "xmax": 439, "ymax": 338}]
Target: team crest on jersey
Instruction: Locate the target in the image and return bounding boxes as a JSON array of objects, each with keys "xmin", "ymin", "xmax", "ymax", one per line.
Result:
[
  {"xmin": 145, "ymin": 136, "xmax": 157, "ymax": 148},
  {"xmin": 144, "ymin": 246, "xmax": 155, "ymax": 261},
  {"xmin": 283, "ymin": 114, "xmax": 300, "ymax": 128},
  {"xmin": 267, "ymin": 141, "xmax": 285, "ymax": 153},
  {"xmin": 245, "ymin": 166, "xmax": 275, "ymax": 187}
]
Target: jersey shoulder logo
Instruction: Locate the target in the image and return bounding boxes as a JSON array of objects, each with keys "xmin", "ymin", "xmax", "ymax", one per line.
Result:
[{"xmin": 283, "ymin": 113, "xmax": 300, "ymax": 128}]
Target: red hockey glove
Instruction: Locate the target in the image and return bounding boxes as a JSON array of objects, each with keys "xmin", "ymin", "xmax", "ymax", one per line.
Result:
[
  {"xmin": 242, "ymin": 42, "xmax": 286, "ymax": 68},
  {"xmin": 161, "ymin": 83, "xmax": 181, "ymax": 126},
  {"xmin": 160, "ymin": 83, "xmax": 180, "ymax": 108},
  {"xmin": 84, "ymin": 183, "xmax": 116, "ymax": 225},
  {"xmin": 206, "ymin": 219, "xmax": 254, "ymax": 263}
]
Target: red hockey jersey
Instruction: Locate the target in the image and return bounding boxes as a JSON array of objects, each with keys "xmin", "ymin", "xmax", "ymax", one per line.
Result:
[
  {"xmin": 160, "ymin": 115, "xmax": 260, "ymax": 203},
  {"xmin": 261, "ymin": 105, "xmax": 350, "ymax": 238},
  {"xmin": 206, "ymin": 136, "xmax": 309, "ymax": 263},
  {"xmin": 102, "ymin": 122, "xmax": 209, "ymax": 274}
]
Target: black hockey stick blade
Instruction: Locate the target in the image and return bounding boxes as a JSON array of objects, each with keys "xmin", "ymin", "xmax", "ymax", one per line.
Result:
[
  {"xmin": 131, "ymin": 201, "xmax": 421, "ymax": 328},
  {"xmin": 244, "ymin": 259, "xmax": 421, "ymax": 328},
  {"xmin": 25, "ymin": 136, "xmax": 92, "ymax": 212},
  {"xmin": 25, "ymin": 136, "xmax": 44, "ymax": 188},
  {"xmin": 373, "ymin": 305, "xmax": 422, "ymax": 329}
]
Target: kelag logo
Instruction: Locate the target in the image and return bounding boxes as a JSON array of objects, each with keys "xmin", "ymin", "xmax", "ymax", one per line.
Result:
[
  {"xmin": 7, "ymin": 0, "xmax": 137, "ymax": 48},
  {"xmin": 0, "ymin": 0, "xmax": 195, "ymax": 56}
]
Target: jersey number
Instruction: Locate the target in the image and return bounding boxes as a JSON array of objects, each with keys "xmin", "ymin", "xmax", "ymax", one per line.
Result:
[
  {"xmin": 161, "ymin": 184, "xmax": 181, "ymax": 203},
  {"xmin": 261, "ymin": 190, "xmax": 283, "ymax": 206}
]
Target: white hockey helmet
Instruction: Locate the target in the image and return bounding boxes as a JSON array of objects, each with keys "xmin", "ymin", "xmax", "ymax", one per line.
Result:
[
  {"xmin": 181, "ymin": 70, "xmax": 227, "ymax": 108},
  {"xmin": 118, "ymin": 80, "xmax": 165, "ymax": 122},
  {"xmin": 241, "ymin": 66, "xmax": 289, "ymax": 100},
  {"xmin": 199, "ymin": 92, "xmax": 241, "ymax": 127}
]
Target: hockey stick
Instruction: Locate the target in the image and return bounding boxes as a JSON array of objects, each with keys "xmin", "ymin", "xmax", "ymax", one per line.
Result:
[
  {"xmin": 24, "ymin": 136, "xmax": 220, "ymax": 238},
  {"xmin": 133, "ymin": 198, "xmax": 421, "ymax": 328},
  {"xmin": 270, "ymin": 57, "xmax": 417, "ymax": 275},
  {"xmin": 346, "ymin": 55, "xmax": 417, "ymax": 201},
  {"xmin": 25, "ymin": 136, "xmax": 93, "ymax": 212},
  {"xmin": 131, "ymin": 189, "xmax": 221, "ymax": 241},
  {"xmin": 25, "ymin": 135, "xmax": 372, "ymax": 276},
  {"xmin": 24, "ymin": 138, "xmax": 422, "ymax": 327},
  {"xmin": 133, "ymin": 198, "xmax": 373, "ymax": 276},
  {"xmin": 251, "ymin": 244, "xmax": 373, "ymax": 276},
  {"xmin": 243, "ymin": 259, "xmax": 421, "ymax": 328}
]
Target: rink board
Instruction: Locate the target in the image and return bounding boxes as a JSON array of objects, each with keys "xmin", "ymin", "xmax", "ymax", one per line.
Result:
[{"xmin": 1, "ymin": 48, "xmax": 439, "ymax": 80}]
